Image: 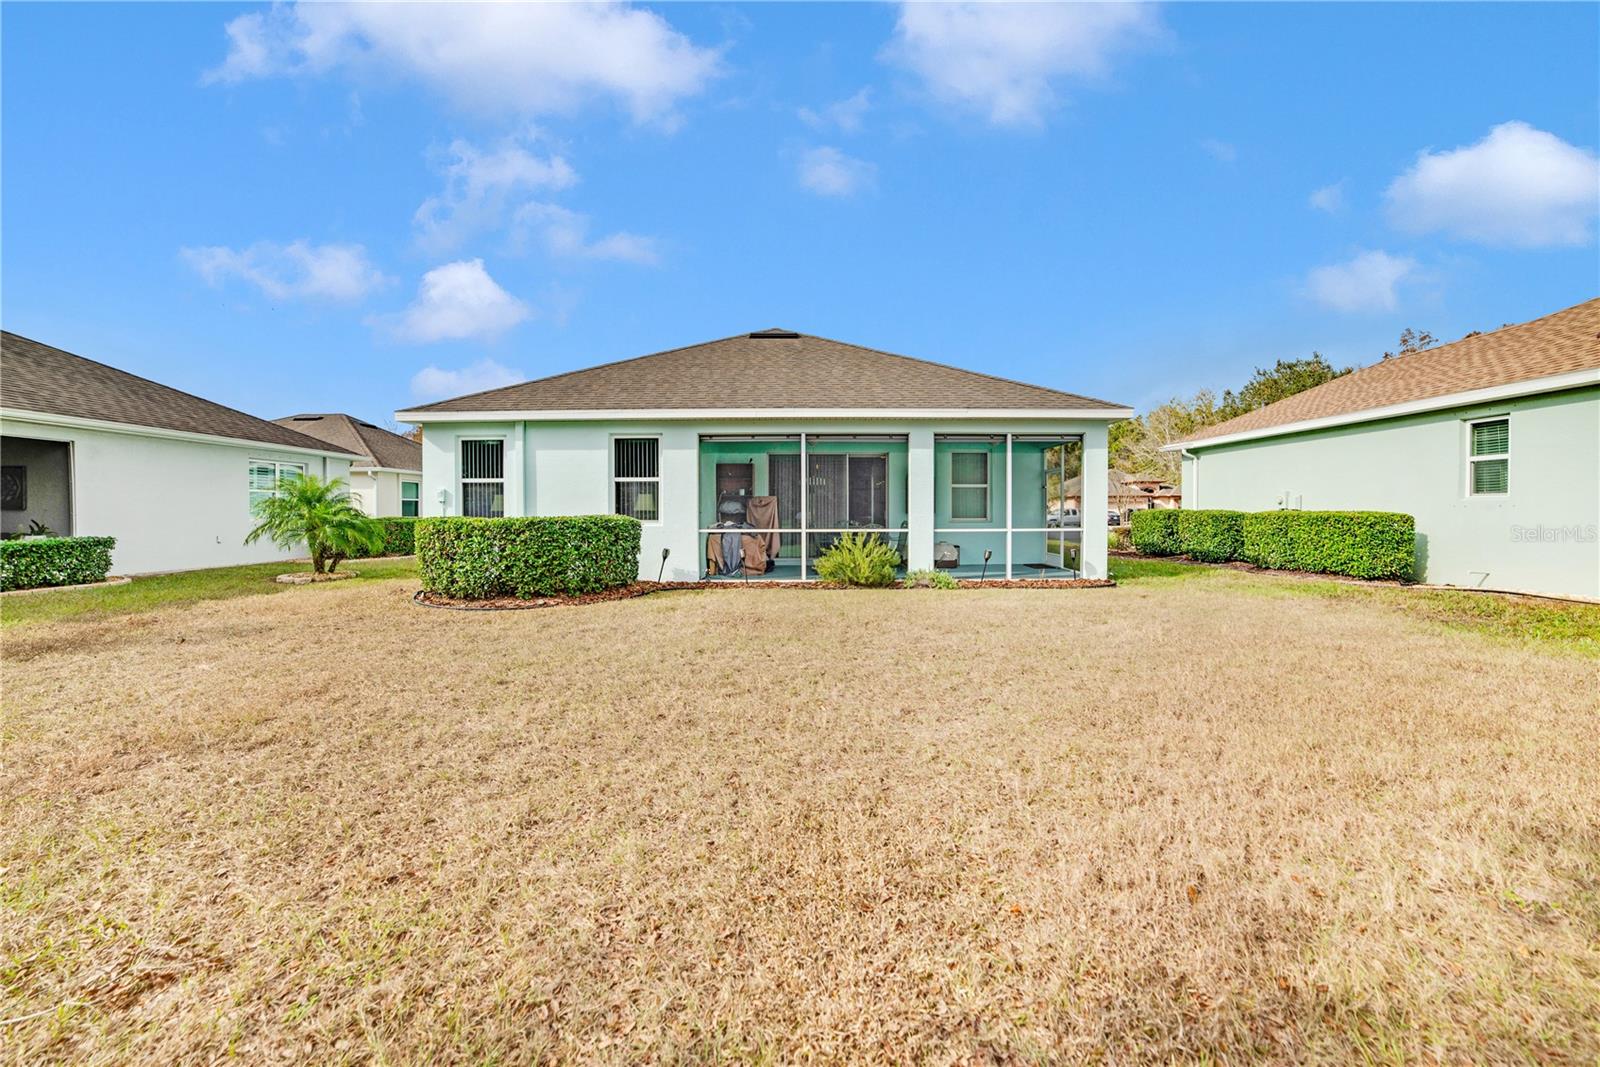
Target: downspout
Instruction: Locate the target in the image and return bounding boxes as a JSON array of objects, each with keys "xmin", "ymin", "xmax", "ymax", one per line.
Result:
[{"xmin": 1180, "ymin": 449, "xmax": 1199, "ymax": 507}]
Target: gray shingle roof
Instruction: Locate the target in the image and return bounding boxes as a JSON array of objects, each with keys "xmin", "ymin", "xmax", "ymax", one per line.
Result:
[
  {"xmin": 1180, "ymin": 297, "xmax": 1600, "ymax": 446},
  {"xmin": 271, "ymin": 413, "xmax": 422, "ymax": 471},
  {"xmin": 403, "ymin": 330, "xmax": 1128, "ymax": 413},
  {"xmin": 1, "ymin": 332, "xmax": 357, "ymax": 454}
]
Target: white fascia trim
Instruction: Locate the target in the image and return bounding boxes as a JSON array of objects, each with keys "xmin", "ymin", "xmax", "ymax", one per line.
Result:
[
  {"xmin": 1163, "ymin": 368, "xmax": 1600, "ymax": 452},
  {"xmin": 352, "ymin": 465, "xmax": 423, "ymax": 475},
  {"xmin": 394, "ymin": 406, "xmax": 1136, "ymax": 424},
  {"xmin": 0, "ymin": 407, "xmax": 361, "ymax": 460}
]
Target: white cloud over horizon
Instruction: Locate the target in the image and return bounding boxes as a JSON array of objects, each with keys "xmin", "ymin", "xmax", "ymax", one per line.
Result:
[
  {"xmin": 798, "ymin": 88, "xmax": 872, "ymax": 134},
  {"xmin": 1304, "ymin": 250, "xmax": 1418, "ymax": 313},
  {"xmin": 382, "ymin": 259, "xmax": 531, "ymax": 344},
  {"xmin": 883, "ymin": 2, "xmax": 1162, "ymax": 126},
  {"xmin": 409, "ymin": 358, "xmax": 525, "ymax": 403},
  {"xmin": 1384, "ymin": 121, "xmax": 1600, "ymax": 247},
  {"xmin": 513, "ymin": 202, "xmax": 661, "ymax": 264},
  {"xmin": 1309, "ymin": 181, "xmax": 1346, "ymax": 214},
  {"xmin": 204, "ymin": 2, "xmax": 721, "ymax": 125},
  {"xmin": 797, "ymin": 146, "xmax": 876, "ymax": 197},
  {"xmin": 182, "ymin": 240, "xmax": 388, "ymax": 302},
  {"xmin": 414, "ymin": 132, "xmax": 579, "ymax": 252}
]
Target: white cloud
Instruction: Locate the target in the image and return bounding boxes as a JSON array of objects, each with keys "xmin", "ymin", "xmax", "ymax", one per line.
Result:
[
  {"xmin": 409, "ymin": 358, "xmax": 524, "ymax": 403},
  {"xmin": 204, "ymin": 2, "xmax": 720, "ymax": 125},
  {"xmin": 798, "ymin": 88, "xmax": 872, "ymax": 134},
  {"xmin": 1200, "ymin": 138, "xmax": 1236, "ymax": 163},
  {"xmin": 383, "ymin": 260, "xmax": 530, "ymax": 344},
  {"xmin": 415, "ymin": 132, "xmax": 578, "ymax": 252},
  {"xmin": 1384, "ymin": 121, "xmax": 1600, "ymax": 247},
  {"xmin": 513, "ymin": 202, "xmax": 661, "ymax": 265},
  {"xmin": 1309, "ymin": 181, "xmax": 1346, "ymax": 214},
  {"xmin": 1304, "ymin": 250, "xmax": 1418, "ymax": 313},
  {"xmin": 182, "ymin": 240, "xmax": 388, "ymax": 302},
  {"xmin": 883, "ymin": 2, "xmax": 1162, "ymax": 126},
  {"xmin": 797, "ymin": 146, "xmax": 876, "ymax": 197}
]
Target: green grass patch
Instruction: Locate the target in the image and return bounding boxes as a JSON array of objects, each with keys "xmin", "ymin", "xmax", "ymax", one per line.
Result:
[
  {"xmin": 0, "ymin": 556, "xmax": 418, "ymax": 628},
  {"xmin": 1109, "ymin": 557, "xmax": 1215, "ymax": 582},
  {"xmin": 1223, "ymin": 571, "xmax": 1600, "ymax": 657}
]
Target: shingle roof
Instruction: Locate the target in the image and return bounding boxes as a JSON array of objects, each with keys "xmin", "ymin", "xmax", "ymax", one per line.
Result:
[
  {"xmin": 271, "ymin": 413, "xmax": 422, "ymax": 471},
  {"xmin": 403, "ymin": 330, "xmax": 1128, "ymax": 414},
  {"xmin": 1180, "ymin": 297, "xmax": 1600, "ymax": 446},
  {"xmin": 0, "ymin": 331, "xmax": 357, "ymax": 454}
]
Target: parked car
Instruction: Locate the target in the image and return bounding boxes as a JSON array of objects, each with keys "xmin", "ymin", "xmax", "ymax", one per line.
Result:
[
  {"xmin": 1108, "ymin": 510, "xmax": 1124, "ymax": 526},
  {"xmin": 1046, "ymin": 506, "xmax": 1080, "ymax": 528}
]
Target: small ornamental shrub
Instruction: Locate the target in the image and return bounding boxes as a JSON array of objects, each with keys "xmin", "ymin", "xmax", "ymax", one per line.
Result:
[
  {"xmin": 416, "ymin": 515, "xmax": 641, "ymax": 599},
  {"xmin": 902, "ymin": 568, "xmax": 958, "ymax": 590},
  {"xmin": 1177, "ymin": 509, "xmax": 1246, "ymax": 563},
  {"xmin": 1241, "ymin": 511, "xmax": 1415, "ymax": 580},
  {"xmin": 1130, "ymin": 510, "xmax": 1181, "ymax": 556},
  {"xmin": 349, "ymin": 517, "xmax": 419, "ymax": 558},
  {"xmin": 0, "ymin": 536, "xmax": 116, "ymax": 591},
  {"xmin": 814, "ymin": 531, "xmax": 901, "ymax": 587}
]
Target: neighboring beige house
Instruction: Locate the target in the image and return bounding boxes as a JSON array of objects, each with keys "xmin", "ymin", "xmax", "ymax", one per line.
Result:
[
  {"xmin": 1167, "ymin": 297, "xmax": 1599, "ymax": 600},
  {"xmin": 271, "ymin": 414, "xmax": 422, "ymax": 517},
  {"xmin": 0, "ymin": 332, "xmax": 357, "ymax": 574},
  {"xmin": 1064, "ymin": 470, "xmax": 1181, "ymax": 522}
]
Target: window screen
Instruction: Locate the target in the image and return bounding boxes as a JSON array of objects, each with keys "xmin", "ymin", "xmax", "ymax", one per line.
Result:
[
  {"xmin": 460, "ymin": 440, "xmax": 505, "ymax": 517},
  {"xmin": 1468, "ymin": 419, "xmax": 1508, "ymax": 496},
  {"xmin": 614, "ymin": 438, "xmax": 660, "ymax": 521},
  {"xmin": 950, "ymin": 451, "xmax": 989, "ymax": 520}
]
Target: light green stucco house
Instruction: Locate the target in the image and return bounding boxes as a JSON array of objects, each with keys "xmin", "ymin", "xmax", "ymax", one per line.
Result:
[
  {"xmin": 1168, "ymin": 298, "xmax": 1600, "ymax": 601},
  {"xmin": 395, "ymin": 330, "xmax": 1132, "ymax": 581}
]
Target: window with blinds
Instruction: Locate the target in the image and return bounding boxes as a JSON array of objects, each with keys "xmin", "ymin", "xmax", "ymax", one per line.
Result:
[
  {"xmin": 460, "ymin": 440, "xmax": 505, "ymax": 517},
  {"xmin": 400, "ymin": 481, "xmax": 420, "ymax": 517},
  {"xmin": 248, "ymin": 460, "xmax": 305, "ymax": 513},
  {"xmin": 614, "ymin": 437, "xmax": 660, "ymax": 521},
  {"xmin": 1468, "ymin": 418, "xmax": 1509, "ymax": 496},
  {"xmin": 950, "ymin": 451, "xmax": 989, "ymax": 520}
]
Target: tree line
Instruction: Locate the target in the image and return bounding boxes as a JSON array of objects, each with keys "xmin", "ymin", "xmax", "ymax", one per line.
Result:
[{"xmin": 1110, "ymin": 329, "xmax": 1439, "ymax": 482}]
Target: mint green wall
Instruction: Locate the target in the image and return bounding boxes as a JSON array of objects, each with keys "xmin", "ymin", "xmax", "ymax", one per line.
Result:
[
  {"xmin": 418, "ymin": 417, "xmax": 1115, "ymax": 580},
  {"xmin": 1182, "ymin": 386, "xmax": 1599, "ymax": 599}
]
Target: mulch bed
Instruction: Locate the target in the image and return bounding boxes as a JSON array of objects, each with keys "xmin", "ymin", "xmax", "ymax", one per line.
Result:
[{"xmin": 413, "ymin": 577, "xmax": 1115, "ymax": 610}]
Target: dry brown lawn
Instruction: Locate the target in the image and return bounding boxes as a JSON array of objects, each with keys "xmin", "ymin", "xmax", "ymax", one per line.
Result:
[{"xmin": 3, "ymin": 575, "xmax": 1598, "ymax": 1064}]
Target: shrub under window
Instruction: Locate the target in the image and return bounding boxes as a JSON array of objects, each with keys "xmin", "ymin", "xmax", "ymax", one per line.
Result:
[{"xmin": 416, "ymin": 515, "xmax": 641, "ymax": 599}]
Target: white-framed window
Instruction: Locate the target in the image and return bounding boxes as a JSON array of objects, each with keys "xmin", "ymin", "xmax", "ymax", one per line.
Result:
[
  {"xmin": 1467, "ymin": 417, "xmax": 1509, "ymax": 496},
  {"xmin": 400, "ymin": 480, "xmax": 420, "ymax": 517},
  {"xmin": 613, "ymin": 437, "xmax": 660, "ymax": 521},
  {"xmin": 460, "ymin": 439, "xmax": 505, "ymax": 517},
  {"xmin": 949, "ymin": 451, "xmax": 989, "ymax": 521},
  {"xmin": 248, "ymin": 460, "xmax": 305, "ymax": 513}
]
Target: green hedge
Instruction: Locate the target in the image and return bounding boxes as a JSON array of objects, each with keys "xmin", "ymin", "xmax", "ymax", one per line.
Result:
[
  {"xmin": 0, "ymin": 536, "xmax": 116, "ymax": 591},
  {"xmin": 1241, "ymin": 511, "xmax": 1414, "ymax": 580},
  {"xmin": 415, "ymin": 515, "xmax": 641, "ymax": 599},
  {"xmin": 1177, "ymin": 509, "xmax": 1246, "ymax": 563},
  {"xmin": 1131, "ymin": 508, "xmax": 1415, "ymax": 580},
  {"xmin": 350, "ymin": 517, "xmax": 419, "ymax": 558},
  {"xmin": 1129, "ymin": 510, "xmax": 1182, "ymax": 556}
]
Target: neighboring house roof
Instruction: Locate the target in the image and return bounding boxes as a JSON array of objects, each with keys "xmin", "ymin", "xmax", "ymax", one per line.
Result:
[
  {"xmin": 1177, "ymin": 297, "xmax": 1600, "ymax": 448},
  {"xmin": 272, "ymin": 413, "xmax": 421, "ymax": 471},
  {"xmin": 0, "ymin": 331, "xmax": 357, "ymax": 455},
  {"xmin": 399, "ymin": 329, "xmax": 1129, "ymax": 416}
]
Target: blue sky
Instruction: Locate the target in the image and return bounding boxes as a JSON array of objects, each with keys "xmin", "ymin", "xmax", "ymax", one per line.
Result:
[{"xmin": 4, "ymin": 2, "xmax": 1597, "ymax": 425}]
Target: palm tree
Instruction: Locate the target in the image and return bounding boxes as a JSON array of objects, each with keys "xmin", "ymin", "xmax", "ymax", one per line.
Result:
[{"xmin": 245, "ymin": 473, "xmax": 383, "ymax": 574}]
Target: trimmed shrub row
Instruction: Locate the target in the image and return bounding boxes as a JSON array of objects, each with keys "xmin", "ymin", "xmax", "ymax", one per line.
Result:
[
  {"xmin": 1131, "ymin": 508, "xmax": 1415, "ymax": 580},
  {"xmin": 349, "ymin": 517, "xmax": 420, "ymax": 558},
  {"xmin": 0, "ymin": 536, "xmax": 117, "ymax": 591},
  {"xmin": 416, "ymin": 515, "xmax": 641, "ymax": 599}
]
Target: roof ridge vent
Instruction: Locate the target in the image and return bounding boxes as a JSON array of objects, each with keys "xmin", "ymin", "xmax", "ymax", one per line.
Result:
[{"xmin": 749, "ymin": 328, "xmax": 800, "ymax": 339}]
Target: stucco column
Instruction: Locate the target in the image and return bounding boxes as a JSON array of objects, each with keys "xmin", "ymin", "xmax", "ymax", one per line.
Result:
[
  {"xmin": 1081, "ymin": 423, "xmax": 1109, "ymax": 579},
  {"xmin": 907, "ymin": 427, "xmax": 934, "ymax": 571}
]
